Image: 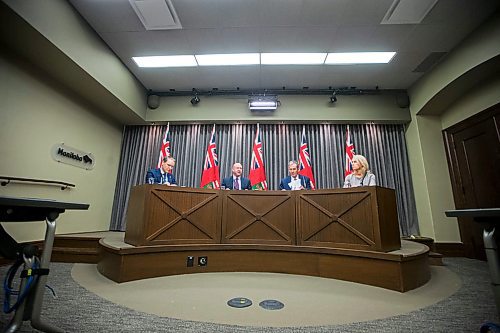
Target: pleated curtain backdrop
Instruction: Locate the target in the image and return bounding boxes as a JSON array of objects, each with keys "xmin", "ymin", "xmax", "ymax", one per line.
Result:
[{"xmin": 110, "ymin": 123, "xmax": 419, "ymax": 236}]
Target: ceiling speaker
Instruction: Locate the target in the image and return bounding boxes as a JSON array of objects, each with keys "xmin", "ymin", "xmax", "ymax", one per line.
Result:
[
  {"xmin": 396, "ymin": 93, "xmax": 410, "ymax": 108},
  {"xmin": 147, "ymin": 94, "xmax": 160, "ymax": 109}
]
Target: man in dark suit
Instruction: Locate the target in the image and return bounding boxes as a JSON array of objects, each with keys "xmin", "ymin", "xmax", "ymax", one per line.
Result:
[
  {"xmin": 279, "ymin": 160, "xmax": 311, "ymax": 190},
  {"xmin": 145, "ymin": 156, "xmax": 177, "ymax": 185},
  {"xmin": 221, "ymin": 162, "xmax": 252, "ymax": 190}
]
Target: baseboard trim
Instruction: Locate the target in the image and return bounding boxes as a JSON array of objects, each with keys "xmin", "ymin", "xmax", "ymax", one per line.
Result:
[
  {"xmin": 0, "ymin": 237, "xmax": 100, "ymax": 266},
  {"xmin": 434, "ymin": 242, "xmax": 465, "ymax": 257}
]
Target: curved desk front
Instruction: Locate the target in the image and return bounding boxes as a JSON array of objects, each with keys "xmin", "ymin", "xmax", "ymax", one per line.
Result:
[{"xmin": 98, "ymin": 186, "xmax": 429, "ymax": 292}]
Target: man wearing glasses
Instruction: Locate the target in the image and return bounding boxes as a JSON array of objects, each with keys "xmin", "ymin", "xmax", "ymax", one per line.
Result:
[{"xmin": 145, "ymin": 156, "xmax": 178, "ymax": 186}]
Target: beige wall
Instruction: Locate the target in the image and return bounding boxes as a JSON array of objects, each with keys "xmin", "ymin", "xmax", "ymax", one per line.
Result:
[
  {"xmin": 410, "ymin": 13, "xmax": 500, "ymax": 115},
  {"xmin": 407, "ymin": 13, "xmax": 500, "ymax": 243},
  {"xmin": 147, "ymin": 94, "xmax": 410, "ymax": 123},
  {"xmin": 0, "ymin": 53, "xmax": 123, "ymax": 242},
  {"xmin": 3, "ymin": 0, "xmax": 147, "ymax": 121},
  {"xmin": 406, "ymin": 114, "xmax": 460, "ymax": 241},
  {"xmin": 441, "ymin": 75, "xmax": 500, "ymax": 129}
]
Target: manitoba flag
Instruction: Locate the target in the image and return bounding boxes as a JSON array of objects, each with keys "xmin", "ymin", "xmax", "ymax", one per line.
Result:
[
  {"xmin": 345, "ymin": 125, "xmax": 356, "ymax": 177},
  {"xmin": 298, "ymin": 126, "xmax": 316, "ymax": 189},
  {"xmin": 249, "ymin": 124, "xmax": 268, "ymax": 190},
  {"xmin": 157, "ymin": 123, "xmax": 171, "ymax": 168},
  {"xmin": 200, "ymin": 124, "xmax": 221, "ymax": 189}
]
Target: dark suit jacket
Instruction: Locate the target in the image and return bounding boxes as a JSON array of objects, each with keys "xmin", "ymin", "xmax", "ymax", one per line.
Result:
[
  {"xmin": 145, "ymin": 168, "xmax": 177, "ymax": 185},
  {"xmin": 279, "ymin": 175, "xmax": 311, "ymax": 190},
  {"xmin": 221, "ymin": 176, "xmax": 252, "ymax": 190}
]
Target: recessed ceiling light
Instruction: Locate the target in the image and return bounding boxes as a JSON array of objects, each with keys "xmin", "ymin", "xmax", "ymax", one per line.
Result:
[
  {"xmin": 195, "ymin": 53, "xmax": 260, "ymax": 66},
  {"xmin": 325, "ymin": 52, "xmax": 396, "ymax": 64},
  {"xmin": 132, "ymin": 55, "xmax": 197, "ymax": 67},
  {"xmin": 261, "ymin": 53, "xmax": 327, "ymax": 65}
]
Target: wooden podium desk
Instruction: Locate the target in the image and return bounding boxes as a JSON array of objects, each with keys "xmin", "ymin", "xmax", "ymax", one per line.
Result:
[
  {"xmin": 0, "ymin": 196, "xmax": 89, "ymax": 333},
  {"xmin": 124, "ymin": 185, "xmax": 401, "ymax": 252},
  {"xmin": 102, "ymin": 186, "xmax": 428, "ymax": 292}
]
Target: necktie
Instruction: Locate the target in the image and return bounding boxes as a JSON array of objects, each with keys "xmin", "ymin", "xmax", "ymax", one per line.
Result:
[
  {"xmin": 162, "ymin": 173, "xmax": 166, "ymax": 184},
  {"xmin": 234, "ymin": 177, "xmax": 239, "ymax": 190}
]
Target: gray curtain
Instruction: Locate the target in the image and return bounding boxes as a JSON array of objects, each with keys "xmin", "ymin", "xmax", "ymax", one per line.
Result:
[{"xmin": 110, "ymin": 123, "xmax": 419, "ymax": 236}]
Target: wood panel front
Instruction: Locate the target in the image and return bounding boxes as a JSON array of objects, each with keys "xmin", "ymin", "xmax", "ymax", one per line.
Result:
[
  {"xmin": 124, "ymin": 185, "xmax": 221, "ymax": 246},
  {"xmin": 222, "ymin": 191, "xmax": 295, "ymax": 245},
  {"xmin": 124, "ymin": 185, "xmax": 400, "ymax": 252},
  {"xmin": 297, "ymin": 187, "xmax": 401, "ymax": 252}
]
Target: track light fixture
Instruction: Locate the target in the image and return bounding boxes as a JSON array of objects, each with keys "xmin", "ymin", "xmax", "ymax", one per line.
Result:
[
  {"xmin": 330, "ymin": 92, "xmax": 337, "ymax": 103},
  {"xmin": 190, "ymin": 95, "xmax": 200, "ymax": 105},
  {"xmin": 190, "ymin": 88, "xmax": 200, "ymax": 105}
]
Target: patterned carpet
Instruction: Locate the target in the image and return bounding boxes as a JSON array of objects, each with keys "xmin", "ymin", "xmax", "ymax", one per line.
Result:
[{"xmin": 0, "ymin": 258, "xmax": 498, "ymax": 332}]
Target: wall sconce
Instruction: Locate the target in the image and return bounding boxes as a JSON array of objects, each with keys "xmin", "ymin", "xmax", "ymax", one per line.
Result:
[{"xmin": 248, "ymin": 95, "xmax": 280, "ymax": 111}]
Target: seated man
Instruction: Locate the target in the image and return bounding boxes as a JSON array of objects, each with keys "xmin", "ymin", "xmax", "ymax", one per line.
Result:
[
  {"xmin": 279, "ymin": 160, "xmax": 311, "ymax": 190},
  {"xmin": 221, "ymin": 162, "xmax": 252, "ymax": 190},
  {"xmin": 145, "ymin": 156, "xmax": 177, "ymax": 186}
]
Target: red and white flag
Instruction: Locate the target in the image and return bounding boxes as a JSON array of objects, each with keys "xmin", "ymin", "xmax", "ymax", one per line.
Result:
[
  {"xmin": 345, "ymin": 125, "xmax": 356, "ymax": 177},
  {"xmin": 157, "ymin": 123, "xmax": 171, "ymax": 168},
  {"xmin": 200, "ymin": 124, "xmax": 221, "ymax": 189},
  {"xmin": 249, "ymin": 124, "xmax": 268, "ymax": 190},
  {"xmin": 298, "ymin": 126, "xmax": 316, "ymax": 189}
]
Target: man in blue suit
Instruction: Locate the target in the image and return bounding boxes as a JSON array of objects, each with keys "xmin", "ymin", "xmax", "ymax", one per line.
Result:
[
  {"xmin": 279, "ymin": 160, "xmax": 311, "ymax": 190},
  {"xmin": 221, "ymin": 162, "xmax": 252, "ymax": 190},
  {"xmin": 145, "ymin": 156, "xmax": 177, "ymax": 185}
]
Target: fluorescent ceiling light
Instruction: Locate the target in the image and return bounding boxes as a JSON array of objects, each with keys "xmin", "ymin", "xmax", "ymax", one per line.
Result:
[
  {"xmin": 250, "ymin": 101, "xmax": 277, "ymax": 107},
  {"xmin": 248, "ymin": 96, "xmax": 279, "ymax": 110},
  {"xmin": 261, "ymin": 53, "xmax": 326, "ymax": 65},
  {"xmin": 195, "ymin": 53, "xmax": 260, "ymax": 66},
  {"xmin": 325, "ymin": 52, "xmax": 396, "ymax": 64},
  {"xmin": 132, "ymin": 52, "xmax": 396, "ymax": 67},
  {"xmin": 132, "ymin": 55, "xmax": 197, "ymax": 67}
]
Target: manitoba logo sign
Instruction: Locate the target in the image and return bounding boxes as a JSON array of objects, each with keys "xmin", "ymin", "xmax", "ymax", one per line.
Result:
[{"xmin": 51, "ymin": 143, "xmax": 95, "ymax": 170}]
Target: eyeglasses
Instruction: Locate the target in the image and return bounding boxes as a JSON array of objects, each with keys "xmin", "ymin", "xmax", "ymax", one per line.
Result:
[{"xmin": 166, "ymin": 164, "xmax": 175, "ymax": 167}]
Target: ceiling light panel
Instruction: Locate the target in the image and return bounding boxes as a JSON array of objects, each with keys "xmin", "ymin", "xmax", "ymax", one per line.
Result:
[
  {"xmin": 132, "ymin": 55, "xmax": 197, "ymax": 67},
  {"xmin": 261, "ymin": 53, "xmax": 327, "ymax": 65},
  {"xmin": 195, "ymin": 53, "xmax": 260, "ymax": 66},
  {"xmin": 325, "ymin": 52, "xmax": 396, "ymax": 64}
]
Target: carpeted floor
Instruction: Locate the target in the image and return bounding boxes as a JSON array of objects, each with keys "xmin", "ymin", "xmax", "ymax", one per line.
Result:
[
  {"xmin": 71, "ymin": 262, "xmax": 461, "ymax": 327},
  {"xmin": 0, "ymin": 258, "xmax": 498, "ymax": 332}
]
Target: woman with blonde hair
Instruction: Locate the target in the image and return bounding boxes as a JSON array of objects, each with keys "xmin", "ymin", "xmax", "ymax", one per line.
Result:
[{"xmin": 343, "ymin": 154, "xmax": 376, "ymax": 188}]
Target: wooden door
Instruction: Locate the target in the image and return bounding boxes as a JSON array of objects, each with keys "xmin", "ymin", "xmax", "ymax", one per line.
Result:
[{"xmin": 443, "ymin": 104, "xmax": 500, "ymax": 259}]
